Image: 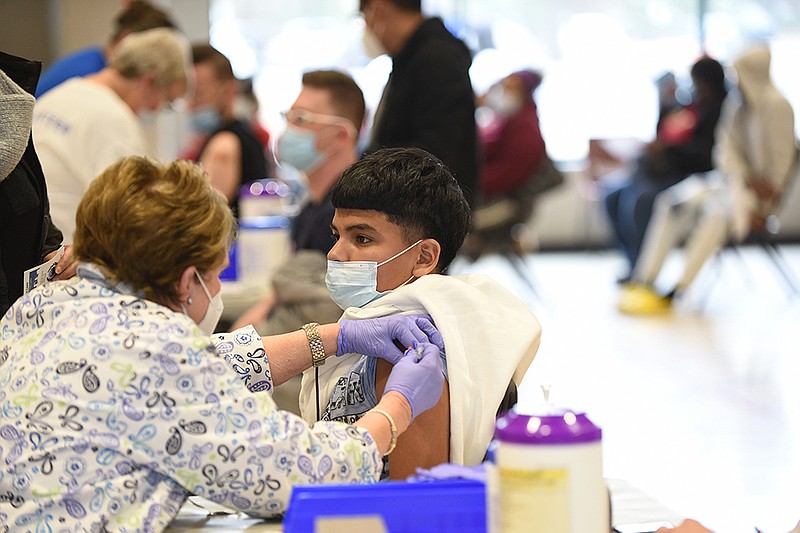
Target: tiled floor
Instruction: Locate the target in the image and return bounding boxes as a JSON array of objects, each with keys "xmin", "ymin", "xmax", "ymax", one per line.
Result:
[{"xmin": 450, "ymin": 245, "xmax": 800, "ymax": 533}]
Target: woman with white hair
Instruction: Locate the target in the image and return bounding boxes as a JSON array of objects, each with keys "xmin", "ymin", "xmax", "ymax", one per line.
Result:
[{"xmin": 33, "ymin": 27, "xmax": 190, "ymax": 242}]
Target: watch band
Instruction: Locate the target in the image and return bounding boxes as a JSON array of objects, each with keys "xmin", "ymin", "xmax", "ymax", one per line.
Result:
[{"xmin": 302, "ymin": 322, "xmax": 326, "ymax": 367}]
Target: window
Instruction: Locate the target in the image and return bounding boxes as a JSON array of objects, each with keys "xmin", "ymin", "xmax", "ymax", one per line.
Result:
[{"xmin": 209, "ymin": 0, "xmax": 800, "ymax": 166}]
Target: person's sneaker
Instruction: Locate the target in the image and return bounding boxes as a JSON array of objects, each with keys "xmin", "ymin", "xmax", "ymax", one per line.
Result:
[
  {"xmin": 615, "ymin": 273, "xmax": 632, "ymax": 285},
  {"xmin": 617, "ymin": 283, "xmax": 673, "ymax": 315}
]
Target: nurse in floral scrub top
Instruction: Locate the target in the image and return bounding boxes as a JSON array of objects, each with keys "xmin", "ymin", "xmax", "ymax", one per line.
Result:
[{"xmin": 0, "ymin": 156, "xmax": 444, "ymax": 532}]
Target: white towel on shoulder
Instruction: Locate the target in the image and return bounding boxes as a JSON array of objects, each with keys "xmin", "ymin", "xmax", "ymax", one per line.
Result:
[{"xmin": 299, "ymin": 273, "xmax": 541, "ymax": 465}]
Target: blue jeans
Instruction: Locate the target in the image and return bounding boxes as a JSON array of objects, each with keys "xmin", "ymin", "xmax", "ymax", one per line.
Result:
[{"xmin": 604, "ymin": 181, "xmax": 665, "ymax": 272}]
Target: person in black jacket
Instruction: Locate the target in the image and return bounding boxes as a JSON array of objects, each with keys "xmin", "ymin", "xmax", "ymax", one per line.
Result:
[
  {"xmin": 359, "ymin": 0, "xmax": 478, "ymax": 207},
  {"xmin": 604, "ymin": 56, "xmax": 728, "ymax": 280},
  {"xmin": 0, "ymin": 51, "xmax": 75, "ymax": 316}
]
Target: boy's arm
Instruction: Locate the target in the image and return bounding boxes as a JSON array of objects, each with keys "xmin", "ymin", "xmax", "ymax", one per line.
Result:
[{"xmin": 375, "ymin": 358, "xmax": 450, "ymax": 480}]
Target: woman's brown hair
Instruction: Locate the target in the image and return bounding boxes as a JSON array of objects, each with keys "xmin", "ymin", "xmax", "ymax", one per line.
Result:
[{"xmin": 74, "ymin": 156, "xmax": 235, "ymax": 305}]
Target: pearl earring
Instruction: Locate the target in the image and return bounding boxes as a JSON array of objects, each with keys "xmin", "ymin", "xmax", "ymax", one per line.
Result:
[{"xmin": 187, "ymin": 297, "xmax": 193, "ymax": 305}]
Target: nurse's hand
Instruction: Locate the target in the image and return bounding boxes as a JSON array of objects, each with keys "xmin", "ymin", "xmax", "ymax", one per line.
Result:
[
  {"xmin": 384, "ymin": 342, "xmax": 444, "ymax": 420},
  {"xmin": 337, "ymin": 314, "xmax": 444, "ymax": 364}
]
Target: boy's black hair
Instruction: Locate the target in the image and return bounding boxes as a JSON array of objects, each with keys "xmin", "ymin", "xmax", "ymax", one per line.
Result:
[
  {"xmin": 332, "ymin": 147, "xmax": 471, "ymax": 272},
  {"xmin": 690, "ymin": 56, "xmax": 727, "ymax": 99}
]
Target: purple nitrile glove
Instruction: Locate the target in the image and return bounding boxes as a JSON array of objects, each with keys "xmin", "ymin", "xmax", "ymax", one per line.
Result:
[
  {"xmin": 384, "ymin": 341, "xmax": 444, "ymax": 421},
  {"xmin": 337, "ymin": 314, "xmax": 444, "ymax": 364},
  {"xmin": 408, "ymin": 463, "xmax": 488, "ymax": 483}
]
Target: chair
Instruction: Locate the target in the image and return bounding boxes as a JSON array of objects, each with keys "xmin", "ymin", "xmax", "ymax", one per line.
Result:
[
  {"xmin": 463, "ymin": 156, "xmax": 565, "ymax": 299},
  {"xmin": 703, "ymin": 145, "xmax": 800, "ymax": 301}
]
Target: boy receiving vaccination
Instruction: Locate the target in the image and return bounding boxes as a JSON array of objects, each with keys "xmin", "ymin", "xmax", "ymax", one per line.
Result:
[{"xmin": 299, "ymin": 147, "xmax": 541, "ymax": 479}]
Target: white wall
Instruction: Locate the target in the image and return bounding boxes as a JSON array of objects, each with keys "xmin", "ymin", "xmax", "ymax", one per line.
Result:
[{"xmin": 0, "ymin": 0, "xmax": 211, "ymax": 68}]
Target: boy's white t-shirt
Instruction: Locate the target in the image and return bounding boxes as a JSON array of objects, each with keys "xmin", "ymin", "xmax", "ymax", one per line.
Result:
[
  {"xmin": 300, "ymin": 273, "xmax": 541, "ymax": 466},
  {"xmin": 33, "ymin": 78, "xmax": 149, "ymax": 242}
]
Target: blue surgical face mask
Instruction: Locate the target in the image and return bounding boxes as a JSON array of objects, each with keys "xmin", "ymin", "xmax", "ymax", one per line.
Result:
[
  {"xmin": 277, "ymin": 125, "xmax": 325, "ymax": 173},
  {"xmin": 326, "ymin": 239, "xmax": 423, "ymax": 310},
  {"xmin": 190, "ymin": 108, "xmax": 222, "ymax": 135}
]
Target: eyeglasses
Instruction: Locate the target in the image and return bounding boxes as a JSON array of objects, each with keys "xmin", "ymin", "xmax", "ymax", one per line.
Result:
[{"xmin": 281, "ymin": 109, "xmax": 357, "ymax": 137}]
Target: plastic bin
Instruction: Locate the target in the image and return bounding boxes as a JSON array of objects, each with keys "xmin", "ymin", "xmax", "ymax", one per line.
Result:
[
  {"xmin": 219, "ymin": 242, "xmax": 238, "ymax": 281},
  {"xmin": 283, "ymin": 479, "xmax": 487, "ymax": 533}
]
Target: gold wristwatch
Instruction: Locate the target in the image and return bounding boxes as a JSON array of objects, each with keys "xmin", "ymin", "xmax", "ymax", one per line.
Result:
[{"xmin": 302, "ymin": 322, "xmax": 327, "ymax": 367}]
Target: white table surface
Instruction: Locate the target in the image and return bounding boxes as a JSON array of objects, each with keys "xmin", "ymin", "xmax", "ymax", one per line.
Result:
[{"xmin": 165, "ymin": 497, "xmax": 282, "ymax": 532}]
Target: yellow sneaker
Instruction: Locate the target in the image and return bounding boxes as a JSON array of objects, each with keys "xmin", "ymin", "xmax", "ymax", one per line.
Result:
[{"xmin": 618, "ymin": 283, "xmax": 673, "ymax": 315}]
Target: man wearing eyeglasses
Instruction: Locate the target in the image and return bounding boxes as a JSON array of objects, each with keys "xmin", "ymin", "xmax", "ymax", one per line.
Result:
[
  {"xmin": 359, "ymin": 0, "xmax": 478, "ymax": 207},
  {"xmin": 232, "ymin": 72, "xmax": 365, "ymax": 413}
]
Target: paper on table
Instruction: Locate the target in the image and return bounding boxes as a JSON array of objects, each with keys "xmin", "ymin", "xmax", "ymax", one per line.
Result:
[
  {"xmin": 23, "ymin": 245, "xmax": 65, "ymax": 294},
  {"xmin": 186, "ymin": 496, "xmax": 239, "ymax": 516}
]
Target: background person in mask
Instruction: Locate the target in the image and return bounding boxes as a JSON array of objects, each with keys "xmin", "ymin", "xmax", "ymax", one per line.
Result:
[
  {"xmin": 476, "ymin": 69, "xmax": 546, "ymax": 201},
  {"xmin": 33, "ymin": 27, "xmax": 189, "ymax": 243},
  {"xmin": 359, "ymin": 0, "xmax": 479, "ymax": 207},
  {"xmin": 299, "ymin": 147, "xmax": 540, "ymax": 479},
  {"xmin": 462, "ymin": 69, "xmax": 558, "ymax": 260},
  {"xmin": 232, "ymin": 70, "xmax": 364, "ymax": 414},
  {"xmin": 183, "ymin": 44, "xmax": 268, "ymax": 217},
  {"xmin": 0, "ymin": 154, "xmax": 447, "ymax": 531}
]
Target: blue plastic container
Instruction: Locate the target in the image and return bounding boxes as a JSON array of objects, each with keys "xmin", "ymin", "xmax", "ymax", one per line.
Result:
[
  {"xmin": 238, "ymin": 215, "xmax": 291, "ymax": 232},
  {"xmin": 219, "ymin": 242, "xmax": 238, "ymax": 281},
  {"xmin": 283, "ymin": 479, "xmax": 487, "ymax": 533}
]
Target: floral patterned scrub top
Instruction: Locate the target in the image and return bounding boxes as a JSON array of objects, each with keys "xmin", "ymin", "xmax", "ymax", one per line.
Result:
[{"xmin": 0, "ymin": 264, "xmax": 382, "ymax": 532}]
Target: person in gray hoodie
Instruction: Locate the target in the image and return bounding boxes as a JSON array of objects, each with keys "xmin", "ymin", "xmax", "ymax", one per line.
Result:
[{"xmin": 0, "ymin": 51, "xmax": 74, "ymax": 315}]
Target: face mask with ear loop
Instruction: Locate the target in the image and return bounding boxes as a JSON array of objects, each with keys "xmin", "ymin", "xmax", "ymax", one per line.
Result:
[
  {"xmin": 189, "ymin": 107, "xmax": 223, "ymax": 135},
  {"xmin": 182, "ymin": 271, "xmax": 225, "ymax": 335},
  {"xmin": 325, "ymin": 239, "xmax": 423, "ymax": 310},
  {"xmin": 277, "ymin": 125, "xmax": 325, "ymax": 173},
  {"xmin": 277, "ymin": 111, "xmax": 357, "ymax": 174}
]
